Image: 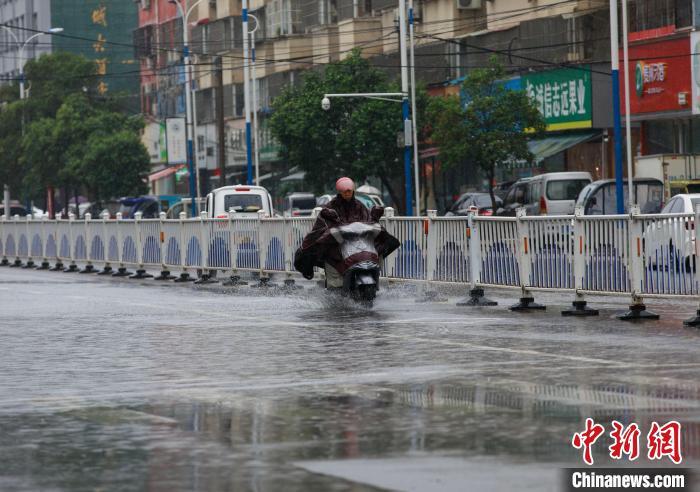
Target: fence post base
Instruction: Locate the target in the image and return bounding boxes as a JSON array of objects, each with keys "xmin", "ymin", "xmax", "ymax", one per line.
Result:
[
  {"xmin": 617, "ymin": 298, "xmax": 659, "ymax": 321},
  {"xmin": 683, "ymin": 310, "xmax": 700, "ymax": 327},
  {"xmin": 282, "ymin": 278, "xmax": 302, "ymax": 290},
  {"xmin": 416, "ymin": 288, "xmax": 448, "ymax": 303},
  {"xmin": 79, "ymin": 264, "xmax": 96, "ymax": 274},
  {"xmin": 251, "ymin": 276, "xmax": 277, "ymax": 289},
  {"xmin": 112, "ymin": 267, "xmax": 132, "ymax": 277},
  {"xmin": 509, "ymin": 290, "xmax": 545, "ymax": 311},
  {"xmin": 222, "ymin": 275, "xmax": 248, "ymax": 286},
  {"xmin": 174, "ymin": 272, "xmax": 196, "ymax": 282},
  {"xmin": 130, "ymin": 269, "xmax": 153, "ymax": 279},
  {"xmin": 10, "ymin": 259, "xmax": 22, "ymax": 267},
  {"xmin": 194, "ymin": 273, "xmax": 218, "ymax": 284},
  {"xmin": 0, "ymin": 258, "xmax": 8, "ymax": 266},
  {"xmin": 154, "ymin": 270, "xmax": 176, "ymax": 280},
  {"xmin": 21, "ymin": 260, "xmax": 35, "ymax": 269},
  {"xmin": 63, "ymin": 263, "xmax": 79, "ymax": 273},
  {"xmin": 97, "ymin": 266, "xmax": 113, "ymax": 275},
  {"xmin": 457, "ymin": 288, "xmax": 497, "ymax": 307},
  {"xmin": 562, "ymin": 298, "xmax": 599, "ymax": 317},
  {"xmin": 36, "ymin": 261, "xmax": 51, "ymax": 270},
  {"xmin": 49, "ymin": 261, "xmax": 64, "ymax": 271}
]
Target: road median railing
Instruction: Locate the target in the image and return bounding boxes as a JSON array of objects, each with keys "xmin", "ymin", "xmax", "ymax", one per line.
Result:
[{"xmin": 3, "ymin": 206, "xmax": 700, "ymax": 325}]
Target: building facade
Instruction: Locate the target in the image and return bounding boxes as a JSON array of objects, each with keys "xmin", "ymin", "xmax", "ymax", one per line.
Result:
[{"xmin": 0, "ymin": 0, "xmax": 53, "ymax": 82}]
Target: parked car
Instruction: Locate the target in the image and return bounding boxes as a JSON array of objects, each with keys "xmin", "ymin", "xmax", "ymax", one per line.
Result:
[
  {"xmin": 283, "ymin": 192, "xmax": 317, "ymax": 217},
  {"xmin": 316, "ymin": 194, "xmax": 332, "ymax": 207},
  {"xmin": 493, "ymin": 180, "xmax": 517, "ymax": 199},
  {"xmin": 644, "ymin": 193, "xmax": 700, "ymax": 271},
  {"xmin": 446, "ymin": 193, "xmax": 503, "ymax": 216},
  {"xmin": 118, "ymin": 196, "xmax": 161, "ymax": 219},
  {"xmin": 575, "ymin": 178, "xmax": 664, "ymax": 215},
  {"xmin": 165, "ymin": 198, "xmax": 206, "ymax": 219},
  {"xmin": 0, "ymin": 201, "xmax": 28, "ymax": 218},
  {"xmin": 498, "ymin": 172, "xmax": 592, "ymax": 216},
  {"xmin": 205, "ymin": 185, "xmax": 274, "ymax": 218}
]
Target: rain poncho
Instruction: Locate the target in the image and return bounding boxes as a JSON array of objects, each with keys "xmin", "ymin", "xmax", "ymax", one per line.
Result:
[{"xmin": 293, "ymin": 194, "xmax": 400, "ymax": 280}]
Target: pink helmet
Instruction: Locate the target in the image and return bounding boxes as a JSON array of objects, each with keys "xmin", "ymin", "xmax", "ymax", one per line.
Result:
[{"xmin": 335, "ymin": 177, "xmax": 355, "ymax": 193}]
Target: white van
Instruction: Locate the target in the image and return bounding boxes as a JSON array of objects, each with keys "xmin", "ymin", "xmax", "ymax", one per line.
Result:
[
  {"xmin": 500, "ymin": 172, "xmax": 592, "ymax": 216},
  {"xmin": 205, "ymin": 185, "xmax": 274, "ymax": 218}
]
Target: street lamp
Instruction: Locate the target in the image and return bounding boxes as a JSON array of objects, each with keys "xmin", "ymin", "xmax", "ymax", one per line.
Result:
[
  {"xmin": 0, "ymin": 25, "xmax": 63, "ymax": 218},
  {"xmin": 169, "ymin": 0, "xmax": 204, "ymax": 217},
  {"xmin": 248, "ymin": 13, "xmax": 261, "ymax": 186}
]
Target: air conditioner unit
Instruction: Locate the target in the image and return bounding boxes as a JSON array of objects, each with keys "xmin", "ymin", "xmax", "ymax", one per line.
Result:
[{"xmin": 456, "ymin": 0, "xmax": 481, "ymax": 9}]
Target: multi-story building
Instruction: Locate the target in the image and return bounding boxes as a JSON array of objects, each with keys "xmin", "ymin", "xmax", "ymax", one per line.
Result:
[
  {"xmin": 0, "ymin": 0, "xmax": 54, "ymax": 82},
  {"xmin": 1, "ymin": 0, "xmax": 140, "ymax": 104},
  {"xmin": 137, "ymin": 0, "xmax": 618, "ymax": 209}
]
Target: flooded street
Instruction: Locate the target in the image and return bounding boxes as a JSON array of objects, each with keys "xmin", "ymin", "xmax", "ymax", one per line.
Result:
[{"xmin": 1, "ymin": 267, "xmax": 699, "ymax": 491}]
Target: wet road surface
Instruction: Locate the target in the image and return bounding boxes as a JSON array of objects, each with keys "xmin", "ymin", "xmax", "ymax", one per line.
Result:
[{"xmin": 1, "ymin": 267, "xmax": 700, "ymax": 491}]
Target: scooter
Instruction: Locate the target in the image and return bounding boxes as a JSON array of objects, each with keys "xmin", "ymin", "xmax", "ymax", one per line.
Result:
[{"xmin": 328, "ymin": 221, "xmax": 382, "ymax": 303}]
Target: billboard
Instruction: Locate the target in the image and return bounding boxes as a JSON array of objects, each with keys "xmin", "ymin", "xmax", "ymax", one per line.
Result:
[
  {"xmin": 522, "ymin": 66, "xmax": 592, "ymax": 131},
  {"xmin": 620, "ymin": 37, "xmax": 691, "ymax": 115},
  {"xmin": 166, "ymin": 118, "xmax": 187, "ymax": 165}
]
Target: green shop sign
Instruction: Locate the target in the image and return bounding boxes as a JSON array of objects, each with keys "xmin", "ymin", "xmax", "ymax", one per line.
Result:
[{"xmin": 522, "ymin": 66, "xmax": 592, "ymax": 130}]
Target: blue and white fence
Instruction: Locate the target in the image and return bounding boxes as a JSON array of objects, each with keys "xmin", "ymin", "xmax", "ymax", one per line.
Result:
[{"xmin": 2, "ymin": 206, "xmax": 700, "ymax": 303}]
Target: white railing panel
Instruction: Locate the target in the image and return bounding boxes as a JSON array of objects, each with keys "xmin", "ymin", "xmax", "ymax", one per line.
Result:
[
  {"xmin": 231, "ymin": 218, "xmax": 260, "ymax": 271},
  {"xmin": 579, "ymin": 216, "xmax": 630, "ymax": 293},
  {"xmin": 162, "ymin": 219, "xmax": 184, "ymax": 269},
  {"xmin": 640, "ymin": 213, "xmax": 697, "ymax": 296},
  {"xmin": 204, "ymin": 218, "xmax": 231, "ymax": 270},
  {"xmin": 475, "ymin": 217, "xmax": 520, "ymax": 287},
  {"xmin": 431, "ymin": 217, "xmax": 471, "ymax": 283},
  {"xmin": 260, "ymin": 218, "xmax": 287, "ymax": 273},
  {"xmin": 523, "ymin": 216, "xmax": 575, "ymax": 290},
  {"xmin": 383, "ymin": 218, "xmax": 427, "ymax": 280},
  {"xmin": 138, "ymin": 219, "xmax": 162, "ymax": 266}
]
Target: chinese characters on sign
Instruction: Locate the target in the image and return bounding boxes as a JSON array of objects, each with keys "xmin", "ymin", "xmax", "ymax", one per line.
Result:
[
  {"xmin": 522, "ymin": 66, "xmax": 592, "ymax": 131},
  {"xmin": 92, "ymin": 4, "xmax": 108, "ymax": 94},
  {"xmin": 572, "ymin": 419, "xmax": 682, "ymax": 465},
  {"xmin": 635, "ymin": 61, "xmax": 668, "ymax": 97}
]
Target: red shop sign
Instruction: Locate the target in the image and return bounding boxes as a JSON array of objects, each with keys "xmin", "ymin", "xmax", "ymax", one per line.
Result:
[{"xmin": 620, "ymin": 36, "xmax": 691, "ymax": 115}]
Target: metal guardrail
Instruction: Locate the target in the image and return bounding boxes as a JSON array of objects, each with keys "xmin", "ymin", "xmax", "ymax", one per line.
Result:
[{"xmin": 2, "ymin": 206, "xmax": 700, "ymax": 315}]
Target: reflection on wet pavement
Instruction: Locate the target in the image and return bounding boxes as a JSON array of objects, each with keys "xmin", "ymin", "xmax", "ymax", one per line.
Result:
[{"xmin": 1, "ymin": 268, "xmax": 699, "ymax": 491}]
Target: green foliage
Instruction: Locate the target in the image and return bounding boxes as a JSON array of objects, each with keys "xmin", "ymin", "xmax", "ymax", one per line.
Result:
[
  {"xmin": 269, "ymin": 50, "xmax": 427, "ymax": 211},
  {"xmin": 427, "ymin": 58, "xmax": 546, "ymax": 209},
  {"xmin": 23, "ymin": 52, "xmax": 98, "ymax": 120},
  {"xmin": 0, "ymin": 52, "xmax": 149, "ymax": 209}
]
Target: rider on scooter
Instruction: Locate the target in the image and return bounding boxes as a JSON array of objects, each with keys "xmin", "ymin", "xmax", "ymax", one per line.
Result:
[{"xmin": 294, "ymin": 177, "xmax": 389, "ymax": 288}]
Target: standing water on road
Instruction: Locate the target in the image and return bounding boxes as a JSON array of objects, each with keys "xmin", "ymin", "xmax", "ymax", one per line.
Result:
[{"xmin": 1, "ymin": 268, "xmax": 699, "ymax": 491}]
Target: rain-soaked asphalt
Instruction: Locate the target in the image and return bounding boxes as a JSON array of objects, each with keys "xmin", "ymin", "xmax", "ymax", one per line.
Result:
[{"xmin": 1, "ymin": 266, "xmax": 700, "ymax": 491}]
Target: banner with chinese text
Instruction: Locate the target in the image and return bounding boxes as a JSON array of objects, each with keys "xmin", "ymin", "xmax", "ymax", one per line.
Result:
[{"xmin": 523, "ymin": 66, "xmax": 592, "ymax": 131}]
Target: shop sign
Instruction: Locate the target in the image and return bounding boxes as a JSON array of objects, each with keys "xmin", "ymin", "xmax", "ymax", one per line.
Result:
[
  {"xmin": 522, "ymin": 66, "xmax": 592, "ymax": 131},
  {"xmin": 621, "ymin": 37, "xmax": 691, "ymax": 115}
]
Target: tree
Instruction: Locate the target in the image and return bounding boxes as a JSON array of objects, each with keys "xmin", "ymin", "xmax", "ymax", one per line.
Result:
[
  {"xmin": 427, "ymin": 58, "xmax": 546, "ymax": 210},
  {"xmin": 269, "ymin": 50, "xmax": 426, "ymax": 212},
  {"xmin": 21, "ymin": 92, "xmax": 150, "ymax": 210}
]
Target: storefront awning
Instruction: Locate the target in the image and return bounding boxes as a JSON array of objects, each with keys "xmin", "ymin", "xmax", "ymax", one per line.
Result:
[
  {"xmin": 149, "ymin": 164, "xmax": 186, "ymax": 183},
  {"xmin": 528, "ymin": 131, "xmax": 601, "ymax": 163}
]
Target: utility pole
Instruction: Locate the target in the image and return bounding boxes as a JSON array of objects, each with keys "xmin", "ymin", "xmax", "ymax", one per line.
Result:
[
  {"xmin": 215, "ymin": 57, "xmax": 226, "ymax": 188},
  {"xmin": 170, "ymin": 0, "xmax": 203, "ymax": 216},
  {"xmin": 243, "ymin": 0, "xmax": 253, "ymax": 185},
  {"xmin": 610, "ymin": 0, "xmax": 624, "ymax": 214},
  {"xmin": 398, "ymin": 0, "xmax": 413, "ymax": 216}
]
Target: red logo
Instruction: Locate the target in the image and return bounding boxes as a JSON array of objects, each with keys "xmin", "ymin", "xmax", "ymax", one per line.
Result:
[
  {"xmin": 647, "ymin": 421, "xmax": 682, "ymax": 464},
  {"xmin": 572, "ymin": 418, "xmax": 605, "ymax": 465},
  {"xmin": 572, "ymin": 419, "xmax": 682, "ymax": 465}
]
